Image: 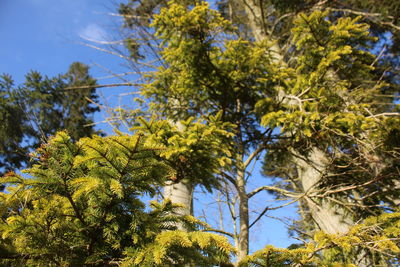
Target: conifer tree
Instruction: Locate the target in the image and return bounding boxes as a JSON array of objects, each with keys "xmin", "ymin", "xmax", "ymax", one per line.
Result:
[
  {"xmin": 115, "ymin": 1, "xmax": 399, "ymax": 265},
  {"xmin": 0, "ymin": 75, "xmax": 26, "ymax": 174},
  {"xmin": 0, "ymin": 62, "xmax": 100, "ymax": 174},
  {"xmin": 0, "ymin": 129, "xmax": 234, "ymax": 266},
  {"xmin": 221, "ymin": 1, "xmax": 400, "ymax": 258}
]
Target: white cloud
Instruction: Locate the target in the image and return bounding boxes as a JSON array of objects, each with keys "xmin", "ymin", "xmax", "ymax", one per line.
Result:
[{"xmin": 79, "ymin": 24, "xmax": 107, "ymax": 42}]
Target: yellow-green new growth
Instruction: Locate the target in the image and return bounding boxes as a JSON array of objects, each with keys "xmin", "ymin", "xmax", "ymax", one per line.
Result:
[{"xmin": 0, "ymin": 131, "xmax": 234, "ymax": 265}]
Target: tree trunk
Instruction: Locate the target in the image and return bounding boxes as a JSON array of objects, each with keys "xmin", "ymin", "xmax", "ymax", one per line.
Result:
[
  {"xmin": 293, "ymin": 147, "xmax": 353, "ymax": 234},
  {"xmin": 238, "ymin": 3, "xmax": 383, "ymax": 266},
  {"xmin": 164, "ymin": 178, "xmax": 194, "ymax": 218},
  {"xmin": 240, "ymin": 0, "xmax": 355, "ymax": 232},
  {"xmin": 163, "ymin": 178, "xmax": 193, "ymax": 267},
  {"xmin": 161, "ymin": 124, "xmax": 192, "ymax": 265},
  {"xmin": 237, "ymin": 0, "xmax": 266, "ymax": 42},
  {"xmin": 236, "ymin": 169, "xmax": 249, "ymax": 264},
  {"xmin": 162, "ymin": 121, "xmax": 194, "ymax": 219}
]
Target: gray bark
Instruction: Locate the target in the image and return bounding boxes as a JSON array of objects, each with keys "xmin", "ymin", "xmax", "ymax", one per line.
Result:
[
  {"xmin": 162, "ymin": 118, "xmax": 194, "ymax": 218},
  {"xmin": 236, "ymin": 167, "xmax": 249, "ymax": 263},
  {"xmin": 164, "ymin": 178, "xmax": 194, "ymax": 218},
  {"xmin": 293, "ymin": 148, "xmax": 353, "ymax": 234}
]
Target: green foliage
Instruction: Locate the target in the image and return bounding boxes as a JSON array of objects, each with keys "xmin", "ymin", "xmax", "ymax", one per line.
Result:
[
  {"xmin": 1, "ymin": 1, "xmax": 399, "ymax": 266},
  {"xmin": 240, "ymin": 212, "xmax": 400, "ymax": 266},
  {"xmin": 121, "ymin": 2, "xmax": 399, "ymax": 265},
  {"xmin": 145, "ymin": 1, "xmax": 272, "ymax": 145},
  {"xmin": 0, "ymin": 131, "xmax": 234, "ymax": 265},
  {"xmin": 258, "ymin": 10, "xmax": 381, "ymax": 141},
  {"xmin": 131, "ymin": 113, "xmax": 234, "ymax": 191},
  {"xmin": 124, "ymin": 230, "xmax": 234, "ymax": 266}
]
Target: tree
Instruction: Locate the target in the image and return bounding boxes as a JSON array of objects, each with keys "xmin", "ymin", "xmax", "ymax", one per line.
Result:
[
  {"xmin": 115, "ymin": 0, "xmax": 400, "ymax": 265},
  {"xmin": 19, "ymin": 62, "xmax": 101, "ymax": 142},
  {"xmin": 0, "ymin": 75, "xmax": 27, "ymax": 174},
  {"xmin": 0, "ymin": 62, "xmax": 101, "ymax": 174},
  {"xmin": 0, "ymin": 129, "xmax": 234, "ymax": 266},
  {"xmin": 222, "ymin": 0, "xmax": 400, "ymax": 251}
]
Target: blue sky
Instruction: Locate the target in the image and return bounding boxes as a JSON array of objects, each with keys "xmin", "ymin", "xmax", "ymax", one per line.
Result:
[
  {"xmin": 0, "ymin": 0, "xmax": 135, "ymax": 133},
  {"xmin": 1, "ymin": 0, "xmax": 299, "ymax": 251},
  {"xmin": 1, "ymin": 0, "xmax": 112, "ymax": 81}
]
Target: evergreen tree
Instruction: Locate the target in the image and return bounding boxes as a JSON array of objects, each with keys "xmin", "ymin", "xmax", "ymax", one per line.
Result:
[
  {"xmin": 0, "ymin": 62, "xmax": 101, "ymax": 174},
  {"xmin": 0, "ymin": 75, "xmax": 27, "ymax": 174},
  {"xmin": 116, "ymin": 1, "xmax": 399, "ymax": 265},
  {"xmin": 217, "ymin": 2, "xmax": 400, "ymax": 260},
  {"xmin": 20, "ymin": 62, "xmax": 101, "ymax": 142},
  {"xmin": 0, "ymin": 128, "xmax": 234, "ymax": 266}
]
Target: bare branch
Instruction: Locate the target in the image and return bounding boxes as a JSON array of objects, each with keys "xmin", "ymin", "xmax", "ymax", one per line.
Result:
[
  {"xmin": 367, "ymin": 112, "xmax": 400, "ymax": 118},
  {"xmin": 248, "ymin": 185, "xmax": 298, "ymax": 198},
  {"xmin": 64, "ymin": 83, "xmax": 137, "ymax": 90},
  {"xmin": 249, "ymin": 205, "xmax": 269, "ymax": 229},
  {"xmin": 220, "ymin": 172, "xmax": 238, "ymax": 189},
  {"xmin": 244, "ymin": 143, "xmax": 265, "ymax": 169},
  {"xmin": 79, "ymin": 42, "xmax": 132, "ymax": 61},
  {"xmin": 316, "ymin": 176, "xmax": 382, "ymax": 197}
]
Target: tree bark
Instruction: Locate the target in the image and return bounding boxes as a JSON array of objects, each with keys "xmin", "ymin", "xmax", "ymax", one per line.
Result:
[
  {"xmin": 162, "ymin": 121, "xmax": 194, "ymax": 267},
  {"xmin": 236, "ymin": 168, "xmax": 249, "ymax": 264},
  {"xmin": 163, "ymin": 118, "xmax": 194, "ymax": 219},
  {"xmin": 163, "ymin": 151, "xmax": 193, "ymax": 267},
  {"xmin": 164, "ymin": 178, "xmax": 194, "ymax": 218},
  {"xmin": 293, "ymin": 148, "xmax": 353, "ymax": 234}
]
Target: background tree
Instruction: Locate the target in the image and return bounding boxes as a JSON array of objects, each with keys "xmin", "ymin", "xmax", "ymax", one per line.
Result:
[
  {"xmin": 0, "ymin": 75, "xmax": 26, "ymax": 174},
  {"xmin": 0, "ymin": 62, "xmax": 101, "ymax": 174}
]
